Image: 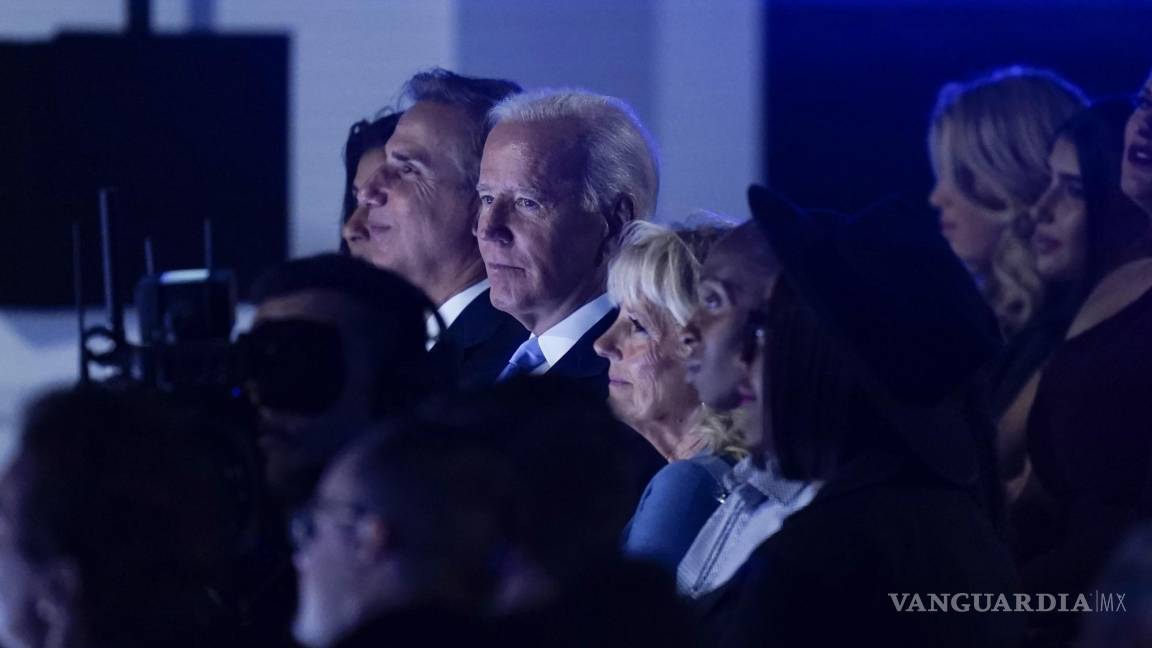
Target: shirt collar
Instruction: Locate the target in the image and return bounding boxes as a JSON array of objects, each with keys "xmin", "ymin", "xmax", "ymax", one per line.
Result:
[
  {"xmin": 727, "ymin": 455, "xmax": 818, "ymax": 505},
  {"xmin": 535, "ymin": 293, "xmax": 615, "ymax": 368},
  {"xmin": 426, "ymin": 279, "xmax": 489, "ymax": 349}
]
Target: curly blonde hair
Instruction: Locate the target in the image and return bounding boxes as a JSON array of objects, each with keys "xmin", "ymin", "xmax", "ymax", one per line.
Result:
[
  {"xmin": 607, "ymin": 218, "xmax": 749, "ymax": 459},
  {"xmin": 929, "ymin": 66, "xmax": 1087, "ymax": 333}
]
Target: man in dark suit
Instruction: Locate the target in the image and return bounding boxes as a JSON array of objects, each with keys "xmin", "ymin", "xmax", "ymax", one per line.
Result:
[
  {"xmin": 342, "ymin": 68, "xmax": 525, "ymax": 390},
  {"xmin": 475, "ymin": 89, "xmax": 661, "ymax": 400}
]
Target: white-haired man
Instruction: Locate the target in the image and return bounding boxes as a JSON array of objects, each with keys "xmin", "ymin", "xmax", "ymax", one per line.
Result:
[{"xmin": 476, "ymin": 90, "xmax": 660, "ymax": 397}]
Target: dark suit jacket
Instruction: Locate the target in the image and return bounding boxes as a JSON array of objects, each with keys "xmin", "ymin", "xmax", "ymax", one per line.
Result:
[
  {"xmin": 543, "ymin": 307, "xmax": 617, "ymax": 402},
  {"xmin": 432, "ymin": 288, "xmax": 526, "ymax": 391}
]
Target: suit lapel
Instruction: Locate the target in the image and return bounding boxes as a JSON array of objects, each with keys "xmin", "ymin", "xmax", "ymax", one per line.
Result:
[
  {"xmin": 548, "ymin": 308, "xmax": 618, "ymax": 379},
  {"xmin": 444, "ymin": 289, "xmax": 505, "ymax": 351}
]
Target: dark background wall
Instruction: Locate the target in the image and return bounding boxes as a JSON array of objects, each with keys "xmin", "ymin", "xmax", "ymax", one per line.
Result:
[
  {"xmin": 765, "ymin": 1, "xmax": 1152, "ymax": 213},
  {"xmin": 0, "ymin": 34, "xmax": 288, "ymax": 306}
]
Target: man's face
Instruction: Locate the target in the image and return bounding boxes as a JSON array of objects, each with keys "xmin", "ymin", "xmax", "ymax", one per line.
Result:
[
  {"xmin": 351, "ymin": 102, "xmax": 482, "ymax": 290},
  {"xmin": 682, "ymin": 223, "xmax": 779, "ymax": 435},
  {"xmin": 292, "ymin": 455, "xmax": 374, "ymax": 648},
  {"xmin": 476, "ymin": 119, "xmax": 612, "ymax": 333},
  {"xmin": 251, "ymin": 290, "xmax": 377, "ymax": 502}
]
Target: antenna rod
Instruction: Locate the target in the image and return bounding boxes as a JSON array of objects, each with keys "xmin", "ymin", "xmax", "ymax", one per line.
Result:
[
  {"xmin": 144, "ymin": 237, "xmax": 156, "ymax": 276},
  {"xmin": 73, "ymin": 222, "xmax": 89, "ymax": 384},
  {"xmin": 99, "ymin": 188, "xmax": 125, "ymax": 351},
  {"xmin": 203, "ymin": 218, "xmax": 214, "ymax": 272}
]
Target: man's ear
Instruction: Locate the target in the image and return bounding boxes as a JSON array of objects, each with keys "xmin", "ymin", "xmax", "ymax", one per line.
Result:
[
  {"xmin": 467, "ymin": 190, "xmax": 481, "ymax": 237},
  {"xmin": 598, "ymin": 194, "xmax": 636, "ymax": 264},
  {"xmin": 608, "ymin": 194, "xmax": 636, "ymax": 237}
]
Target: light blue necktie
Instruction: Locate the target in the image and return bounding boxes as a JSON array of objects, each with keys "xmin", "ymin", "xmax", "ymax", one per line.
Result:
[{"xmin": 497, "ymin": 336, "xmax": 546, "ymax": 382}]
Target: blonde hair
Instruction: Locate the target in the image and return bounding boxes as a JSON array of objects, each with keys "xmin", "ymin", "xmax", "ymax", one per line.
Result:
[
  {"xmin": 607, "ymin": 219, "xmax": 748, "ymax": 459},
  {"xmin": 929, "ymin": 66, "xmax": 1087, "ymax": 333}
]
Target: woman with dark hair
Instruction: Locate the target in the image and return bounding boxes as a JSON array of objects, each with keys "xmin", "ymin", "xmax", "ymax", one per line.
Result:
[
  {"xmin": 699, "ymin": 188, "xmax": 1021, "ymax": 647},
  {"xmin": 998, "ymin": 100, "xmax": 1152, "ymax": 525},
  {"xmin": 339, "ymin": 112, "xmax": 401, "ymax": 255},
  {"xmin": 1018, "ymin": 99, "xmax": 1152, "ymax": 645},
  {"xmin": 1123, "ymin": 69, "xmax": 1152, "ymax": 217}
]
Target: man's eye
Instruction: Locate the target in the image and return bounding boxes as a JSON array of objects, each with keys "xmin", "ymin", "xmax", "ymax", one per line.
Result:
[
  {"xmin": 701, "ymin": 291, "xmax": 724, "ymax": 311},
  {"xmin": 516, "ymin": 197, "xmax": 539, "ymax": 210},
  {"xmin": 629, "ymin": 317, "xmax": 648, "ymax": 335},
  {"xmin": 479, "ymin": 195, "xmax": 494, "ymax": 206}
]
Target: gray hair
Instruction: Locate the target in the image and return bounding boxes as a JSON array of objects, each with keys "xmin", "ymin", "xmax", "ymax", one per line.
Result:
[
  {"xmin": 488, "ymin": 89, "xmax": 660, "ymax": 220},
  {"xmin": 402, "ymin": 68, "xmax": 522, "ymax": 188}
]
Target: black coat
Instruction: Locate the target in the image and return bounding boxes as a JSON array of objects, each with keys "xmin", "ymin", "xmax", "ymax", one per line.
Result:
[
  {"xmin": 432, "ymin": 288, "xmax": 526, "ymax": 391},
  {"xmin": 700, "ymin": 453, "xmax": 1024, "ymax": 648},
  {"xmin": 542, "ymin": 307, "xmax": 617, "ymax": 402}
]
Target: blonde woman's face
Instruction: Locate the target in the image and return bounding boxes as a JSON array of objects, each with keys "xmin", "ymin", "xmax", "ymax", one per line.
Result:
[
  {"xmin": 929, "ymin": 160, "xmax": 1008, "ymax": 274},
  {"xmin": 1122, "ymin": 76, "xmax": 1152, "ymax": 215},
  {"xmin": 594, "ymin": 300, "xmax": 699, "ymax": 443}
]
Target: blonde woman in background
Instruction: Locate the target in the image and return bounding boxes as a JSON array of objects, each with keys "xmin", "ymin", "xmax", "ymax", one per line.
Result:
[
  {"xmin": 594, "ymin": 219, "xmax": 748, "ymax": 572},
  {"xmin": 927, "ymin": 66, "xmax": 1087, "ymax": 502},
  {"xmin": 929, "ymin": 66, "xmax": 1087, "ymax": 333}
]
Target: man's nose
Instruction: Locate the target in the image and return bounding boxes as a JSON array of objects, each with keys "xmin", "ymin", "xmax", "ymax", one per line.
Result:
[
  {"xmin": 477, "ymin": 199, "xmax": 513, "ymax": 246},
  {"xmin": 358, "ymin": 174, "xmax": 390, "ymax": 208}
]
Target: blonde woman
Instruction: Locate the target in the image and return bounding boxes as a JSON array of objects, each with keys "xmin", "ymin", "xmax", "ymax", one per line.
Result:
[
  {"xmin": 928, "ymin": 67, "xmax": 1087, "ymax": 499},
  {"xmin": 929, "ymin": 66, "xmax": 1087, "ymax": 334},
  {"xmin": 593, "ymin": 219, "xmax": 747, "ymax": 571}
]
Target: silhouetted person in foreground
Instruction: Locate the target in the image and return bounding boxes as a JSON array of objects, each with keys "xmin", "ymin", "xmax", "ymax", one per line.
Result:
[{"xmin": 0, "ymin": 386, "xmax": 254, "ymax": 648}]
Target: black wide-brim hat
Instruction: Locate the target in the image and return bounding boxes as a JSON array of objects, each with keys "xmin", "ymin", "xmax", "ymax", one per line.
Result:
[{"xmin": 747, "ymin": 185, "xmax": 1003, "ymax": 486}]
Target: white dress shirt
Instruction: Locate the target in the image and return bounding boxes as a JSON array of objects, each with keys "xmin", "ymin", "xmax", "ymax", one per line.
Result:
[
  {"xmin": 520, "ymin": 293, "xmax": 615, "ymax": 375},
  {"xmin": 426, "ymin": 279, "xmax": 490, "ymax": 350}
]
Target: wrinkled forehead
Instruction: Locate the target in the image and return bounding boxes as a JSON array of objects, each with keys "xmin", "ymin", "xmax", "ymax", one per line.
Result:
[
  {"xmin": 391, "ymin": 102, "xmax": 476, "ymax": 167},
  {"xmin": 482, "ymin": 119, "xmax": 588, "ymax": 187}
]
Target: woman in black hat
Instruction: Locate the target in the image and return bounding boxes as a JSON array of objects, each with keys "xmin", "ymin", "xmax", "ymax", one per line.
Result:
[{"xmin": 699, "ymin": 187, "xmax": 1022, "ymax": 648}]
